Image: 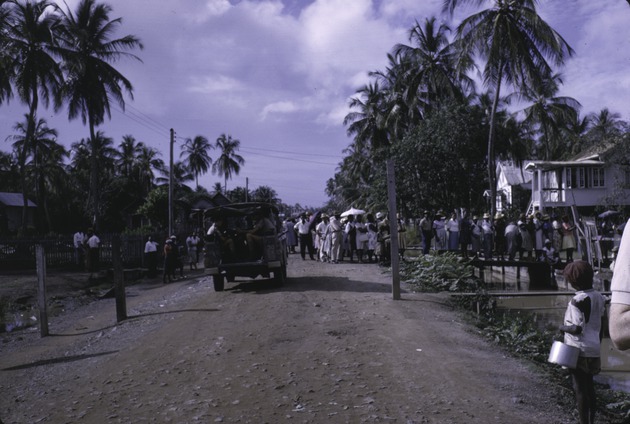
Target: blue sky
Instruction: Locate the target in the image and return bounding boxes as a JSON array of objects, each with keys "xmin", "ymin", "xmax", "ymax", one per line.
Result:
[{"xmin": 1, "ymin": 0, "xmax": 629, "ymax": 207}]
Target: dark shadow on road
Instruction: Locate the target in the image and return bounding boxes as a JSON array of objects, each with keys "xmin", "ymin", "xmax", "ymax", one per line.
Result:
[
  {"xmin": 224, "ymin": 275, "xmax": 408, "ymax": 295},
  {"xmin": 2, "ymin": 350, "xmax": 118, "ymax": 371},
  {"xmin": 126, "ymin": 308, "xmax": 219, "ymax": 320},
  {"xmin": 46, "ymin": 309, "xmax": 219, "ymax": 337}
]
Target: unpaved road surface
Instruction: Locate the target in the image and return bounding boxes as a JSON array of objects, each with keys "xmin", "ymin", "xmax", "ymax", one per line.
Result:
[{"xmin": 0, "ymin": 255, "xmax": 573, "ymax": 423}]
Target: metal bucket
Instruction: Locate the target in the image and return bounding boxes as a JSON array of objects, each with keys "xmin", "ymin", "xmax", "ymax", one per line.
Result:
[{"xmin": 548, "ymin": 341, "xmax": 580, "ymax": 368}]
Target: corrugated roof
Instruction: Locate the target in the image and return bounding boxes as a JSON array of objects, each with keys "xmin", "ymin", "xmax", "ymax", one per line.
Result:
[
  {"xmin": 524, "ymin": 160, "xmax": 604, "ymax": 172},
  {"xmin": 497, "ymin": 162, "xmax": 531, "ymax": 185},
  {"xmin": 0, "ymin": 192, "xmax": 37, "ymax": 207}
]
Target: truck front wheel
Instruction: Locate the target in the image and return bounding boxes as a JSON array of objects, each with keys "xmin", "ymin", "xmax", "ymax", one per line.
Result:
[{"xmin": 213, "ymin": 274, "xmax": 225, "ymax": 291}]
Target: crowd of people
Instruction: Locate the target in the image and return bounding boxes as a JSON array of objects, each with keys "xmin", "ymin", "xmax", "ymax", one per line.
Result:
[
  {"xmin": 413, "ymin": 209, "xmax": 587, "ymax": 265},
  {"xmin": 283, "ymin": 211, "xmax": 407, "ymax": 266}
]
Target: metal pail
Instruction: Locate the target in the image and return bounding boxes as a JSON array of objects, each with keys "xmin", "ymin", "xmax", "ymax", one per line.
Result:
[{"xmin": 547, "ymin": 341, "xmax": 580, "ymax": 369}]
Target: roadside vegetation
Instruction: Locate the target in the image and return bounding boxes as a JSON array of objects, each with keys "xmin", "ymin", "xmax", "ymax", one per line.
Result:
[{"xmin": 401, "ymin": 254, "xmax": 630, "ymax": 423}]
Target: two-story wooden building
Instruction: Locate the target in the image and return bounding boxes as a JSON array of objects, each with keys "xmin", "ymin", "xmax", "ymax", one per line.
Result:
[{"xmin": 525, "ymin": 152, "xmax": 630, "ymax": 213}]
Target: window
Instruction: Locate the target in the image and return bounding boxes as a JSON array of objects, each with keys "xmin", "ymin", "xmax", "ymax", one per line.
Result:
[
  {"xmin": 578, "ymin": 167, "xmax": 586, "ymax": 188},
  {"xmin": 565, "ymin": 167, "xmax": 588, "ymax": 188},
  {"xmin": 591, "ymin": 168, "xmax": 605, "ymax": 188}
]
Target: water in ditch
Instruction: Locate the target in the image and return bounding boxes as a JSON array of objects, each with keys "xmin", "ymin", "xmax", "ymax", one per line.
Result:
[{"xmin": 481, "ymin": 264, "xmax": 630, "ymax": 393}]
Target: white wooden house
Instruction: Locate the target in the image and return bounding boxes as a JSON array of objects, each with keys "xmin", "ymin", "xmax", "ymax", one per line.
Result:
[
  {"xmin": 524, "ymin": 149, "xmax": 630, "ymax": 267},
  {"xmin": 524, "ymin": 153, "xmax": 630, "ymax": 211}
]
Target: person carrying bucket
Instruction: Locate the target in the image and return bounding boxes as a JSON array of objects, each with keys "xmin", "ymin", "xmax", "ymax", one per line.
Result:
[{"xmin": 559, "ymin": 261, "xmax": 607, "ymax": 424}]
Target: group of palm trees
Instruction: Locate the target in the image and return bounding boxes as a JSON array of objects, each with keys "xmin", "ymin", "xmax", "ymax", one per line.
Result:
[
  {"xmin": 0, "ymin": 0, "xmax": 252, "ymax": 234},
  {"xmin": 332, "ymin": 0, "xmax": 628, "ymax": 217},
  {"xmin": 0, "ymin": 0, "xmax": 142, "ymax": 232}
]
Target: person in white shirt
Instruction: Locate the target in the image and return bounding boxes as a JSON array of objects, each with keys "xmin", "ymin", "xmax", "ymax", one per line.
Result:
[
  {"xmin": 315, "ymin": 214, "xmax": 330, "ymax": 262},
  {"xmin": 73, "ymin": 230, "xmax": 86, "ymax": 268},
  {"xmin": 294, "ymin": 214, "xmax": 315, "ymax": 260},
  {"xmin": 186, "ymin": 232, "xmax": 200, "ymax": 270},
  {"xmin": 144, "ymin": 236, "xmax": 159, "ymax": 277},
  {"xmin": 328, "ymin": 214, "xmax": 343, "ymax": 263},
  {"xmin": 559, "ymin": 261, "xmax": 606, "ymax": 424},
  {"xmin": 355, "ymin": 215, "xmax": 368, "ymax": 262},
  {"xmin": 86, "ymin": 229, "xmax": 101, "ymax": 273},
  {"xmin": 445, "ymin": 212, "xmax": 460, "ymax": 251}
]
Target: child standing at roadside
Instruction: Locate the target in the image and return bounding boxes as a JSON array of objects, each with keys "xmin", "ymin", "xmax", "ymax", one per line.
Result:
[{"xmin": 559, "ymin": 261, "xmax": 607, "ymax": 424}]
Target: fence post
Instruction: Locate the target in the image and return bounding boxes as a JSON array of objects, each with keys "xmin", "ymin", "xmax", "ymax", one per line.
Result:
[
  {"xmin": 112, "ymin": 235, "xmax": 127, "ymax": 322},
  {"xmin": 36, "ymin": 245, "xmax": 49, "ymax": 337}
]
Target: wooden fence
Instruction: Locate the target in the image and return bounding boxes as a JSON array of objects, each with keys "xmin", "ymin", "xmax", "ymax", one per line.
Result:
[{"xmin": 0, "ymin": 233, "xmax": 171, "ymax": 271}]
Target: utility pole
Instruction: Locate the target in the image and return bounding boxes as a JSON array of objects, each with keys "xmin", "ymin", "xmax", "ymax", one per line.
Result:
[
  {"xmin": 169, "ymin": 128, "xmax": 175, "ymax": 236},
  {"xmin": 386, "ymin": 159, "xmax": 401, "ymax": 300}
]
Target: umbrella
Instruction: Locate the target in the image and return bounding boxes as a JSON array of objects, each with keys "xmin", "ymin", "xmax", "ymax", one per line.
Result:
[
  {"xmin": 308, "ymin": 210, "xmax": 323, "ymax": 231},
  {"xmin": 598, "ymin": 210, "xmax": 620, "ymax": 219},
  {"xmin": 340, "ymin": 207, "xmax": 366, "ymax": 218}
]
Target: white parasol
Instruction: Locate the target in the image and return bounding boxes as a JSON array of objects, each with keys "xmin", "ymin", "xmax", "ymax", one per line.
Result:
[{"xmin": 340, "ymin": 207, "xmax": 366, "ymax": 217}]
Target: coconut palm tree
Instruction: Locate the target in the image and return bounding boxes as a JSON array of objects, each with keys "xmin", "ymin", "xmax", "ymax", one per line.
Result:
[
  {"xmin": 136, "ymin": 144, "xmax": 164, "ymax": 197},
  {"xmin": 0, "ymin": 2, "xmax": 15, "ymax": 104},
  {"xmin": 56, "ymin": 0, "xmax": 143, "ymax": 229},
  {"xmin": 516, "ymin": 73, "xmax": 581, "ymax": 160},
  {"xmin": 7, "ymin": 114, "xmax": 64, "ymax": 231},
  {"xmin": 588, "ymin": 108, "xmax": 624, "ymax": 139},
  {"xmin": 180, "ymin": 135, "xmax": 213, "ymax": 188},
  {"xmin": 393, "ymin": 17, "xmax": 473, "ymax": 112},
  {"xmin": 563, "ymin": 112, "xmax": 590, "ymax": 157},
  {"xmin": 156, "ymin": 161, "xmax": 194, "ymax": 196},
  {"xmin": 69, "ymin": 131, "xmax": 117, "ymax": 222},
  {"xmin": 211, "ymin": 182, "xmax": 223, "ymax": 195},
  {"xmin": 444, "ymin": 0, "xmax": 574, "ymax": 217},
  {"xmin": 30, "ymin": 135, "xmax": 67, "ymax": 232},
  {"xmin": 115, "ymin": 135, "xmax": 143, "ymax": 179},
  {"xmin": 213, "ymin": 134, "xmax": 245, "ymax": 193},
  {"xmin": 3, "ymin": 0, "xmax": 64, "ymax": 232},
  {"xmin": 251, "ymin": 185, "xmax": 279, "ymax": 205},
  {"xmin": 343, "ymin": 81, "xmax": 390, "ymax": 153}
]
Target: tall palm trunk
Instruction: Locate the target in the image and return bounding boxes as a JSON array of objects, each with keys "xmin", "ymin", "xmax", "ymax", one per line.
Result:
[
  {"xmin": 89, "ymin": 114, "xmax": 100, "ymax": 230},
  {"xmin": 487, "ymin": 62, "xmax": 504, "ymax": 219},
  {"xmin": 20, "ymin": 95, "xmax": 39, "ymax": 234}
]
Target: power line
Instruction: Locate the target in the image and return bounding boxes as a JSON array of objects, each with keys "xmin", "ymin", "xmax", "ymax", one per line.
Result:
[
  {"xmin": 239, "ymin": 148, "xmax": 337, "ymax": 166},
  {"xmin": 242, "ymin": 145, "xmax": 341, "ymax": 159}
]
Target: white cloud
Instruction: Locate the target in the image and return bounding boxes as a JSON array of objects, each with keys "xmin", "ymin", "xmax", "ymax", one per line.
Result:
[{"xmin": 260, "ymin": 101, "xmax": 299, "ymax": 120}]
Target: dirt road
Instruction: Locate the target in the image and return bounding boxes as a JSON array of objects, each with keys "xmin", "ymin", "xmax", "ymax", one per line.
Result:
[{"xmin": 0, "ymin": 255, "xmax": 573, "ymax": 423}]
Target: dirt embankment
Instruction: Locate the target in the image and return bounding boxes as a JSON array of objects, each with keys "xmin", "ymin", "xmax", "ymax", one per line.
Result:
[{"xmin": 0, "ymin": 256, "xmax": 574, "ymax": 423}]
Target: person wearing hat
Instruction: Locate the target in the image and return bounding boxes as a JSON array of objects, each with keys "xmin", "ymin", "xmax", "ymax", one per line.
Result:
[
  {"xmin": 366, "ymin": 213, "xmax": 378, "ymax": 263},
  {"xmin": 559, "ymin": 261, "xmax": 606, "ymax": 424},
  {"xmin": 315, "ymin": 214, "xmax": 331, "ymax": 262},
  {"xmin": 355, "ymin": 214, "xmax": 369, "ymax": 262},
  {"xmin": 504, "ymin": 218, "xmax": 520, "ymax": 261},
  {"xmin": 328, "ymin": 213, "xmax": 343, "ymax": 263},
  {"xmin": 561, "ymin": 215, "xmax": 577, "ymax": 262},
  {"xmin": 480, "ymin": 213, "xmax": 494, "ymax": 260},
  {"xmin": 469, "ymin": 215, "xmax": 482, "ymax": 257},
  {"xmin": 539, "ymin": 238, "xmax": 560, "ymax": 286},
  {"xmin": 533, "ymin": 212, "xmax": 545, "ymax": 256},
  {"xmin": 432, "ymin": 212, "xmax": 447, "ymax": 251},
  {"xmin": 419, "ymin": 210, "xmax": 433, "ymax": 255},
  {"xmin": 493, "ymin": 213, "xmax": 506, "ymax": 260},
  {"xmin": 163, "ymin": 238, "xmax": 175, "ymax": 283}
]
